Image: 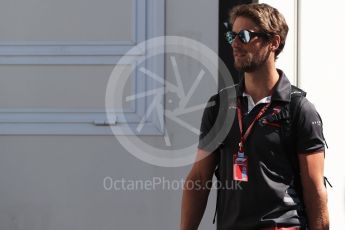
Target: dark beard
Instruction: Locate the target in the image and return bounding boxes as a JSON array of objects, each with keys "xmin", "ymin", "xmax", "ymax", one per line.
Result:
[{"xmin": 234, "ymin": 49, "xmax": 271, "ymax": 73}]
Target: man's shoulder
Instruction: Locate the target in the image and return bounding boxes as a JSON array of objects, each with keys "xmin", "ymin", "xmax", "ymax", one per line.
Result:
[{"xmin": 289, "ymin": 87, "xmax": 322, "ymax": 127}]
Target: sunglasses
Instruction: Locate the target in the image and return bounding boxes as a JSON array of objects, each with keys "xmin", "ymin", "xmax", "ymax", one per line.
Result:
[{"xmin": 225, "ymin": 30, "xmax": 270, "ymax": 45}]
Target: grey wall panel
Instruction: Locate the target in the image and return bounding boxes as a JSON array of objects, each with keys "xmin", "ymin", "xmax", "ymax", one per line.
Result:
[{"xmin": 0, "ymin": 0, "xmax": 219, "ymax": 229}]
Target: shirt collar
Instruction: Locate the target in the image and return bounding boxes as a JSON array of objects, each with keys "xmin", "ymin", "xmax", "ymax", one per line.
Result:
[
  {"xmin": 242, "ymin": 92, "xmax": 271, "ymax": 113},
  {"xmin": 236, "ymin": 69, "xmax": 291, "ymax": 103}
]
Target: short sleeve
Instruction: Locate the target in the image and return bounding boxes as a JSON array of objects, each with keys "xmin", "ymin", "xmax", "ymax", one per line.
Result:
[
  {"xmin": 198, "ymin": 94, "xmax": 219, "ymax": 152},
  {"xmin": 295, "ymin": 97, "xmax": 326, "ymax": 154}
]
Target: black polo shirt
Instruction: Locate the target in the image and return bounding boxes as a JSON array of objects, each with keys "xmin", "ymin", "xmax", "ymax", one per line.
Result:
[{"xmin": 198, "ymin": 70, "xmax": 325, "ymax": 229}]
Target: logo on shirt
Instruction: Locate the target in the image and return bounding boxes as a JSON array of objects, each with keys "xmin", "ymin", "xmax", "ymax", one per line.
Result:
[
  {"xmin": 228, "ymin": 103, "xmax": 237, "ymax": 110},
  {"xmin": 312, "ymin": 120, "xmax": 322, "ymax": 126},
  {"xmin": 272, "ymin": 106, "xmax": 281, "ymax": 114}
]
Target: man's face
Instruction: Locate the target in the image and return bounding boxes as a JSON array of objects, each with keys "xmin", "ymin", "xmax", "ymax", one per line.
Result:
[{"xmin": 231, "ymin": 16, "xmax": 271, "ymax": 72}]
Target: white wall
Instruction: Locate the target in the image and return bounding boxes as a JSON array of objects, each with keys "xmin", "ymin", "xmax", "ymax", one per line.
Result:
[{"xmin": 299, "ymin": 1, "xmax": 345, "ymax": 229}]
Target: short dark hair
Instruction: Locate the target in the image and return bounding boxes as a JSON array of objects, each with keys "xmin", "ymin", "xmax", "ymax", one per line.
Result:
[{"xmin": 229, "ymin": 3, "xmax": 289, "ymax": 58}]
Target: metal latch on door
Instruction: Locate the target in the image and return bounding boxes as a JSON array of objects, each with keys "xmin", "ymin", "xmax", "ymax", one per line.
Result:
[{"xmin": 93, "ymin": 117, "xmax": 117, "ymax": 126}]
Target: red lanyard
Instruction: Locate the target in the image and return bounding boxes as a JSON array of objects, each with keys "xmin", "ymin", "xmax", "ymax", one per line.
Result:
[{"xmin": 236, "ymin": 97, "xmax": 271, "ymax": 153}]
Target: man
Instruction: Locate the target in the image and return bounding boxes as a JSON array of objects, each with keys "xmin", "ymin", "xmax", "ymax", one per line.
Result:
[{"xmin": 181, "ymin": 3, "xmax": 329, "ymax": 230}]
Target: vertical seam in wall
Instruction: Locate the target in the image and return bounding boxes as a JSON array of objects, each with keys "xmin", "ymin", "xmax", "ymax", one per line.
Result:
[
  {"xmin": 295, "ymin": 0, "xmax": 301, "ymax": 87},
  {"xmin": 217, "ymin": 0, "xmax": 219, "ymax": 90}
]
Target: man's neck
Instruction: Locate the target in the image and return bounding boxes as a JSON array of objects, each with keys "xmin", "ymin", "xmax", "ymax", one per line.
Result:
[{"xmin": 243, "ymin": 66, "xmax": 279, "ymax": 104}]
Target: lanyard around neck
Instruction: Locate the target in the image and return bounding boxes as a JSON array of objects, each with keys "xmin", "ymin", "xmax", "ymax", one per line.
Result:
[{"xmin": 236, "ymin": 97, "xmax": 271, "ymax": 153}]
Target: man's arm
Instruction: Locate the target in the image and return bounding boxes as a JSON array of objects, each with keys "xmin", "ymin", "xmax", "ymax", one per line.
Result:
[
  {"xmin": 180, "ymin": 148, "xmax": 218, "ymax": 230},
  {"xmin": 299, "ymin": 150, "xmax": 329, "ymax": 230}
]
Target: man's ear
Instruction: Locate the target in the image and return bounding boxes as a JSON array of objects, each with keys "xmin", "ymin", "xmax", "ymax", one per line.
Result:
[{"xmin": 270, "ymin": 34, "xmax": 281, "ymax": 52}]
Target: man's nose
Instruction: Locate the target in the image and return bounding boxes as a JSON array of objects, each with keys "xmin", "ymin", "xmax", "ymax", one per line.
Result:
[{"xmin": 231, "ymin": 36, "xmax": 241, "ymax": 48}]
